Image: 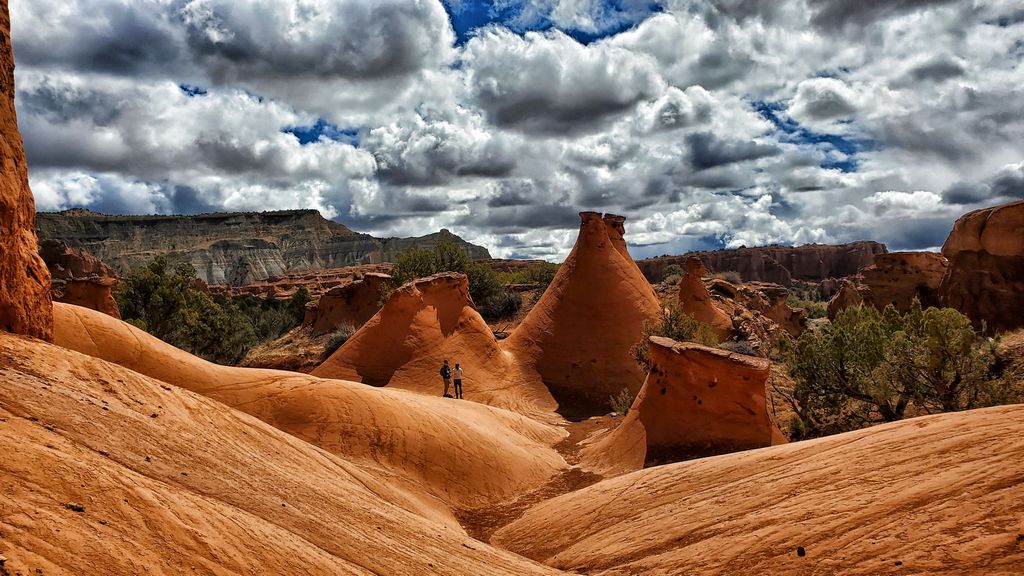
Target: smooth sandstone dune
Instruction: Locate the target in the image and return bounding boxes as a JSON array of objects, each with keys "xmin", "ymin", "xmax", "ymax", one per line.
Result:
[
  {"xmin": 504, "ymin": 212, "xmax": 662, "ymax": 410},
  {"xmin": 314, "ymin": 272, "xmax": 557, "ymax": 417},
  {"xmin": 493, "ymin": 405, "xmax": 1024, "ymax": 575},
  {"xmin": 581, "ymin": 337, "xmax": 785, "ymax": 476},
  {"xmin": 0, "ymin": 1, "xmax": 51, "ymax": 340},
  {"xmin": 0, "ymin": 332, "xmax": 560, "ymax": 576},
  {"xmin": 52, "ymin": 302, "xmax": 567, "ymax": 511}
]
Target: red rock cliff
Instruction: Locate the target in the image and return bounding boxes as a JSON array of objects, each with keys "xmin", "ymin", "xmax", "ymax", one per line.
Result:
[
  {"xmin": 0, "ymin": 2, "xmax": 52, "ymax": 340},
  {"xmin": 939, "ymin": 200, "xmax": 1024, "ymax": 332}
]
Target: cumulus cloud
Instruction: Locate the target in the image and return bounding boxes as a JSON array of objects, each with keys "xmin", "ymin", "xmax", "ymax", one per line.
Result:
[
  {"xmin": 463, "ymin": 27, "xmax": 663, "ymax": 133},
  {"xmin": 11, "ymin": 0, "xmax": 1024, "ymax": 260}
]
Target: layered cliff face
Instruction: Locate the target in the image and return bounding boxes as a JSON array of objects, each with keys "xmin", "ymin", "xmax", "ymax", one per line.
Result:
[
  {"xmin": 939, "ymin": 200, "xmax": 1024, "ymax": 332},
  {"xmin": 0, "ymin": 5, "xmax": 52, "ymax": 340},
  {"xmin": 639, "ymin": 241, "xmax": 887, "ymax": 285},
  {"xmin": 36, "ymin": 209, "xmax": 490, "ymax": 286}
]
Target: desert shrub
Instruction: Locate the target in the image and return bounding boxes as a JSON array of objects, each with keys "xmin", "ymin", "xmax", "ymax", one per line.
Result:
[
  {"xmin": 116, "ymin": 258, "xmax": 309, "ymax": 364},
  {"xmin": 322, "ymin": 324, "xmax": 356, "ymax": 360},
  {"xmin": 609, "ymin": 388, "xmax": 634, "ymax": 415},
  {"xmin": 478, "ymin": 289, "xmax": 522, "ymax": 321},
  {"xmin": 116, "ymin": 259, "xmax": 257, "ymax": 364},
  {"xmin": 714, "ymin": 271, "xmax": 743, "ymax": 284},
  {"xmin": 496, "ymin": 262, "xmax": 561, "ymax": 288},
  {"xmin": 392, "ymin": 240, "xmax": 502, "ymax": 307},
  {"xmin": 631, "ymin": 304, "xmax": 720, "ymax": 372},
  {"xmin": 664, "ymin": 264, "xmax": 683, "ymax": 278},
  {"xmin": 719, "ymin": 339, "xmax": 761, "ymax": 357},
  {"xmin": 662, "ymin": 274, "xmax": 682, "ymax": 286},
  {"xmin": 788, "ymin": 295, "xmax": 828, "ymax": 319},
  {"xmin": 782, "ymin": 300, "xmax": 1003, "ymax": 439}
]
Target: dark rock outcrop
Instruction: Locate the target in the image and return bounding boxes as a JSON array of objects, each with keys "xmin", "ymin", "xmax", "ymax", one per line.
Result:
[
  {"xmin": 0, "ymin": 4, "xmax": 52, "ymax": 340},
  {"xmin": 938, "ymin": 200, "xmax": 1024, "ymax": 333},
  {"xmin": 39, "ymin": 240, "xmax": 121, "ymax": 318},
  {"xmin": 860, "ymin": 252, "xmax": 947, "ymax": 312},
  {"xmin": 639, "ymin": 241, "xmax": 886, "ymax": 286},
  {"xmin": 36, "ymin": 209, "xmax": 490, "ymax": 286},
  {"xmin": 304, "ymin": 273, "xmax": 392, "ymax": 336}
]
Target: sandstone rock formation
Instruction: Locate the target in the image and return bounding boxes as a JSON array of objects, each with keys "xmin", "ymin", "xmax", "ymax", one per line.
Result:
[
  {"xmin": 0, "ymin": 332, "xmax": 560, "ymax": 575},
  {"xmin": 52, "ymin": 303, "xmax": 567, "ymax": 511},
  {"xmin": 581, "ymin": 336, "xmax": 785, "ymax": 476},
  {"xmin": 494, "ymin": 404, "xmax": 1024, "ymax": 574},
  {"xmin": 0, "ymin": 5, "xmax": 51, "ymax": 340},
  {"xmin": 678, "ymin": 257, "xmax": 734, "ymax": 340},
  {"xmin": 638, "ymin": 241, "xmax": 886, "ymax": 286},
  {"xmin": 313, "ymin": 273, "xmax": 556, "ymax": 416},
  {"xmin": 827, "ymin": 278, "xmax": 864, "ymax": 320},
  {"xmin": 705, "ymin": 279, "xmax": 806, "ymax": 343},
  {"xmin": 39, "ymin": 239, "xmax": 120, "ymax": 318},
  {"xmin": 939, "ymin": 200, "xmax": 1024, "ymax": 332},
  {"xmin": 304, "ymin": 272, "xmax": 392, "ymax": 336},
  {"xmin": 504, "ymin": 213, "xmax": 662, "ymax": 412},
  {"xmin": 860, "ymin": 251, "xmax": 947, "ymax": 312},
  {"xmin": 36, "ymin": 208, "xmax": 489, "ymax": 285}
]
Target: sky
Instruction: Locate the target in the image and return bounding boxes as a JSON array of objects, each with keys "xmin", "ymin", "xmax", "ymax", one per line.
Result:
[{"xmin": 11, "ymin": 0, "xmax": 1024, "ymax": 260}]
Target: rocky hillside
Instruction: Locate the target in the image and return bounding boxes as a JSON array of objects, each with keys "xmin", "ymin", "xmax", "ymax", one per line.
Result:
[
  {"xmin": 36, "ymin": 208, "xmax": 490, "ymax": 285},
  {"xmin": 638, "ymin": 241, "xmax": 886, "ymax": 285}
]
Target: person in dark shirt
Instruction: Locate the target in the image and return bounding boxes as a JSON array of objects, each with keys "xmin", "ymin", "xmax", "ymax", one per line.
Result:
[{"xmin": 440, "ymin": 359, "xmax": 452, "ymax": 397}]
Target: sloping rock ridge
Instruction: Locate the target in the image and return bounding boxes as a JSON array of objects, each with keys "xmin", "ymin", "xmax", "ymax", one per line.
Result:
[
  {"xmin": 639, "ymin": 241, "xmax": 887, "ymax": 285},
  {"xmin": 36, "ymin": 208, "xmax": 490, "ymax": 286}
]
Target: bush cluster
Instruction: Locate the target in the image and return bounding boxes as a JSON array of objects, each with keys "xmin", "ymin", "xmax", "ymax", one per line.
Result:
[
  {"xmin": 781, "ymin": 300, "xmax": 1018, "ymax": 439},
  {"xmin": 630, "ymin": 303, "xmax": 720, "ymax": 373},
  {"xmin": 392, "ymin": 240, "xmax": 521, "ymax": 321},
  {"xmin": 115, "ymin": 258, "xmax": 309, "ymax": 364}
]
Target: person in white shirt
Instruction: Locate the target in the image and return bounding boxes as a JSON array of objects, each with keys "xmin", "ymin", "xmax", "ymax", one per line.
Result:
[{"xmin": 453, "ymin": 363, "xmax": 464, "ymax": 399}]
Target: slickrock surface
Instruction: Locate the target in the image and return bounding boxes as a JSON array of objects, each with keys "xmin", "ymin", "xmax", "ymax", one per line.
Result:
[
  {"xmin": 0, "ymin": 332, "xmax": 560, "ymax": 576},
  {"xmin": 939, "ymin": 200, "xmax": 1024, "ymax": 332},
  {"xmin": 37, "ymin": 208, "xmax": 488, "ymax": 285},
  {"xmin": 581, "ymin": 337, "xmax": 785, "ymax": 476},
  {"xmin": 504, "ymin": 212, "xmax": 662, "ymax": 412},
  {"xmin": 304, "ymin": 272, "xmax": 392, "ymax": 336},
  {"xmin": 639, "ymin": 241, "xmax": 886, "ymax": 285},
  {"xmin": 0, "ymin": 4, "xmax": 51, "ymax": 340},
  {"xmin": 314, "ymin": 273, "xmax": 557, "ymax": 417},
  {"xmin": 678, "ymin": 257, "xmax": 733, "ymax": 340},
  {"xmin": 52, "ymin": 303, "xmax": 568, "ymax": 511},
  {"xmin": 494, "ymin": 405, "xmax": 1024, "ymax": 575}
]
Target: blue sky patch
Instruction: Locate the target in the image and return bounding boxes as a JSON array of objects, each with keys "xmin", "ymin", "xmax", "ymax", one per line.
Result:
[
  {"xmin": 179, "ymin": 84, "xmax": 207, "ymax": 97},
  {"xmin": 753, "ymin": 100, "xmax": 873, "ymax": 173},
  {"xmin": 283, "ymin": 119, "xmax": 359, "ymax": 146},
  {"xmin": 442, "ymin": 0, "xmax": 663, "ymax": 45}
]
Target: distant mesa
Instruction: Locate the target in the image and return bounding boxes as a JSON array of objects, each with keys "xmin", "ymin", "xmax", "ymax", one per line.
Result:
[
  {"xmin": 581, "ymin": 336, "xmax": 786, "ymax": 476},
  {"xmin": 35, "ymin": 208, "xmax": 489, "ymax": 286},
  {"xmin": 314, "ymin": 272, "xmax": 557, "ymax": 417},
  {"xmin": 504, "ymin": 212, "xmax": 663, "ymax": 414}
]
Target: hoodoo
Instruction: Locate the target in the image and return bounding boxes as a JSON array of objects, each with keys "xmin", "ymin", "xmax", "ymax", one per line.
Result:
[
  {"xmin": 0, "ymin": 5, "xmax": 52, "ymax": 340},
  {"xmin": 313, "ymin": 272, "xmax": 556, "ymax": 416},
  {"xmin": 677, "ymin": 256, "xmax": 733, "ymax": 341},
  {"xmin": 503, "ymin": 212, "xmax": 662, "ymax": 412},
  {"xmin": 581, "ymin": 336, "xmax": 785, "ymax": 476},
  {"xmin": 939, "ymin": 200, "xmax": 1024, "ymax": 332}
]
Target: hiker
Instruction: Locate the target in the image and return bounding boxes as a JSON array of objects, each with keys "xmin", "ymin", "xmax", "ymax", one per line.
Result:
[
  {"xmin": 440, "ymin": 359, "xmax": 452, "ymax": 397},
  {"xmin": 453, "ymin": 363, "xmax": 464, "ymax": 399}
]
